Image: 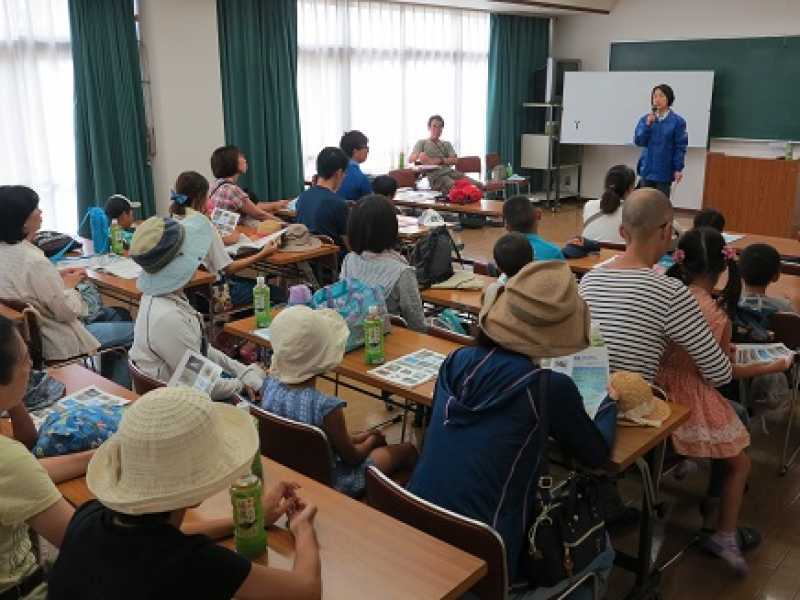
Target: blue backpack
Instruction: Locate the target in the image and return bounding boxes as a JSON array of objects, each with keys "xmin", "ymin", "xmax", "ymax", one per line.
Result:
[{"xmin": 309, "ymin": 278, "xmax": 391, "ymax": 351}]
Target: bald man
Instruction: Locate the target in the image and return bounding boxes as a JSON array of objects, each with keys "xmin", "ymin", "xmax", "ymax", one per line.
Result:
[{"xmin": 578, "ymin": 188, "xmax": 731, "ymax": 386}]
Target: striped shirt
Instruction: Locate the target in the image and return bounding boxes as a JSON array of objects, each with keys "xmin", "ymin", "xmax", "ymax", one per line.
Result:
[{"xmin": 578, "ymin": 267, "xmax": 732, "ymax": 386}]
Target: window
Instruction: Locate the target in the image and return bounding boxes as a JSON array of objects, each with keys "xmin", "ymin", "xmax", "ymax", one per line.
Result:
[
  {"xmin": 297, "ymin": 0, "xmax": 489, "ymax": 177},
  {"xmin": 0, "ymin": 0, "xmax": 76, "ymax": 232}
]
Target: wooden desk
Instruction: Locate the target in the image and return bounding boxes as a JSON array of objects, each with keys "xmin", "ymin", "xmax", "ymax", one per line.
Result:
[
  {"xmin": 420, "ymin": 274, "xmax": 496, "ymax": 315},
  {"xmin": 224, "ymin": 316, "xmax": 463, "ymax": 407},
  {"xmin": 235, "ymin": 225, "xmax": 340, "ymax": 267},
  {"xmin": 58, "ymin": 456, "xmax": 486, "ymax": 600},
  {"xmin": 565, "ymin": 249, "xmax": 621, "ymax": 275},
  {"xmin": 728, "ymin": 232, "xmax": 800, "ymax": 260},
  {"xmin": 608, "ymin": 403, "xmax": 690, "ymax": 473},
  {"xmin": 86, "ymin": 267, "xmax": 216, "ymax": 304},
  {"xmin": 392, "ymin": 197, "xmax": 504, "ymax": 219}
]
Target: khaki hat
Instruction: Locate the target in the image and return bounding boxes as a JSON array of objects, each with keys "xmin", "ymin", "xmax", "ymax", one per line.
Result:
[
  {"xmin": 611, "ymin": 371, "xmax": 671, "ymax": 427},
  {"xmin": 269, "ymin": 305, "xmax": 349, "ymax": 384},
  {"xmin": 282, "ymin": 224, "xmax": 322, "ymax": 251},
  {"xmin": 87, "ymin": 387, "xmax": 257, "ymax": 515},
  {"xmin": 478, "ymin": 261, "xmax": 590, "ymax": 359}
]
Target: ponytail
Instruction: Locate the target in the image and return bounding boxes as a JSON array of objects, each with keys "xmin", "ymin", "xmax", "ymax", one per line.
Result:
[
  {"xmin": 719, "ymin": 257, "xmax": 742, "ymax": 321},
  {"xmin": 600, "ymin": 164, "xmax": 636, "ymax": 214},
  {"xmin": 170, "ymin": 171, "xmax": 209, "ymax": 217}
]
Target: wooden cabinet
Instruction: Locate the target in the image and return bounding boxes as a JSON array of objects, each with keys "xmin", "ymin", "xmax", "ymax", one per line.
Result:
[{"xmin": 703, "ymin": 153, "xmax": 800, "ymax": 237}]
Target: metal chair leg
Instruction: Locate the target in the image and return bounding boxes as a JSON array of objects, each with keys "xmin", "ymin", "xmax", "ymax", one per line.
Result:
[{"xmin": 780, "ymin": 364, "xmax": 800, "ymax": 475}]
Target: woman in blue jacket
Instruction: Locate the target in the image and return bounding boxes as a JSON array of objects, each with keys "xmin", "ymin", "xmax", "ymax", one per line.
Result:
[
  {"xmin": 407, "ymin": 261, "xmax": 617, "ymax": 599},
  {"xmin": 634, "ymin": 84, "xmax": 688, "ymax": 198}
]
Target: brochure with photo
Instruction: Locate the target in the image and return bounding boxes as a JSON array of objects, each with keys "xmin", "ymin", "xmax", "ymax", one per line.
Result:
[
  {"xmin": 29, "ymin": 385, "xmax": 130, "ymax": 429},
  {"xmin": 211, "ymin": 207, "xmax": 241, "ymax": 237},
  {"xmin": 225, "ymin": 228, "xmax": 286, "ymax": 256},
  {"xmin": 541, "ymin": 346, "xmax": 609, "ymax": 419},
  {"xmin": 368, "ymin": 349, "xmax": 447, "ymax": 388},
  {"xmin": 168, "ymin": 350, "xmax": 224, "ymax": 393},
  {"xmin": 735, "ymin": 343, "xmax": 795, "ymax": 365}
]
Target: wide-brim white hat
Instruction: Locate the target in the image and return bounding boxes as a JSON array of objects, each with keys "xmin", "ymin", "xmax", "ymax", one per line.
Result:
[
  {"xmin": 269, "ymin": 305, "xmax": 350, "ymax": 384},
  {"xmin": 87, "ymin": 387, "xmax": 258, "ymax": 515}
]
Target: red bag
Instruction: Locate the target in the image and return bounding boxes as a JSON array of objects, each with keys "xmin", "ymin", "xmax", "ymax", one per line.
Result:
[{"xmin": 447, "ymin": 179, "xmax": 481, "ymax": 204}]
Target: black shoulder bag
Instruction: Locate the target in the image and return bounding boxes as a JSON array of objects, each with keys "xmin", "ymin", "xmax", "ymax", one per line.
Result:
[{"xmin": 524, "ymin": 370, "xmax": 608, "ymax": 588}]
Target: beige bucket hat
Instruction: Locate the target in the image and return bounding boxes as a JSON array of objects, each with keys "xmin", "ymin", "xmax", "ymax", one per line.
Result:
[
  {"xmin": 282, "ymin": 224, "xmax": 322, "ymax": 251},
  {"xmin": 269, "ymin": 305, "xmax": 350, "ymax": 384},
  {"xmin": 478, "ymin": 261, "xmax": 591, "ymax": 360},
  {"xmin": 611, "ymin": 371, "xmax": 671, "ymax": 427},
  {"xmin": 87, "ymin": 387, "xmax": 258, "ymax": 515}
]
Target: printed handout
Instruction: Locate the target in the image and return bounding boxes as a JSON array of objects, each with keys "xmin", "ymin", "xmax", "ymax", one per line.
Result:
[{"xmin": 368, "ymin": 349, "xmax": 447, "ymax": 388}]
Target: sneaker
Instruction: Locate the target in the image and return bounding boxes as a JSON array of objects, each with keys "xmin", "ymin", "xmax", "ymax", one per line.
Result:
[{"xmin": 703, "ymin": 531, "xmax": 749, "ymax": 576}]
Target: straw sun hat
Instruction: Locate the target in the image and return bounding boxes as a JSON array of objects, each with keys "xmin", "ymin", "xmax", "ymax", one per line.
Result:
[
  {"xmin": 87, "ymin": 387, "xmax": 258, "ymax": 515},
  {"xmin": 611, "ymin": 371, "xmax": 671, "ymax": 427}
]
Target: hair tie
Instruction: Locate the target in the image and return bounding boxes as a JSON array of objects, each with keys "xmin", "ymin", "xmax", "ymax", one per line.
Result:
[
  {"xmin": 170, "ymin": 190, "xmax": 189, "ymax": 206},
  {"xmin": 722, "ymin": 246, "xmax": 736, "ymax": 261},
  {"xmin": 673, "ymin": 249, "xmax": 686, "ymax": 264}
]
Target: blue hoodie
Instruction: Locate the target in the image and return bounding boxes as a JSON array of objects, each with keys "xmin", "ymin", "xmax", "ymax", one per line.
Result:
[
  {"xmin": 634, "ymin": 110, "xmax": 688, "ymax": 184},
  {"xmin": 408, "ymin": 345, "xmax": 615, "ymax": 582}
]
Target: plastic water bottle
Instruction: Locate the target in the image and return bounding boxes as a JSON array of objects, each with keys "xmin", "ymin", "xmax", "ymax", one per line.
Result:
[
  {"xmin": 253, "ymin": 276, "xmax": 271, "ymax": 328},
  {"xmin": 399, "ymin": 151, "xmax": 405, "ymax": 169},
  {"xmin": 506, "ymin": 162, "xmax": 513, "ymax": 178},
  {"xmin": 110, "ymin": 219, "xmax": 124, "ymax": 255},
  {"xmin": 364, "ymin": 306, "xmax": 385, "ymax": 365},
  {"xmin": 786, "ymin": 142, "xmax": 794, "ymax": 161},
  {"xmin": 230, "ymin": 474, "xmax": 267, "ymax": 559},
  {"xmin": 590, "ymin": 321, "xmax": 605, "ymax": 347}
]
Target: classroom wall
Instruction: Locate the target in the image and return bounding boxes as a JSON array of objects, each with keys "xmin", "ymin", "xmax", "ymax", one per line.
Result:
[
  {"xmin": 553, "ymin": 0, "xmax": 800, "ymax": 209},
  {"xmin": 138, "ymin": 0, "xmax": 225, "ymax": 215}
]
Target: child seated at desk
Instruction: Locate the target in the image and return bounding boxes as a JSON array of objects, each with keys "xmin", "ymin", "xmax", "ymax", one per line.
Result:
[
  {"xmin": 739, "ymin": 243, "xmax": 795, "ymax": 313},
  {"xmin": 104, "ymin": 194, "xmax": 137, "ymax": 230},
  {"xmin": 0, "ymin": 315, "xmax": 93, "ymax": 600},
  {"xmin": 693, "ymin": 208, "xmax": 726, "ymax": 232},
  {"xmin": 208, "ymin": 145, "xmax": 287, "ymax": 228},
  {"xmin": 295, "ymin": 147, "xmax": 350, "ymax": 250},
  {"xmin": 371, "ymin": 174, "xmax": 398, "ymax": 202},
  {"xmin": 128, "ymin": 216, "xmax": 269, "ymax": 401},
  {"xmin": 655, "ymin": 227, "xmax": 791, "ymax": 575},
  {"xmin": 47, "ymin": 386, "xmax": 322, "ymax": 600},
  {"xmin": 260, "ymin": 306, "xmax": 418, "ymax": 498},
  {"xmin": 170, "ymin": 170, "xmax": 283, "ymax": 307},
  {"xmin": 340, "ymin": 194, "xmax": 426, "ymax": 332},
  {"xmin": 503, "ymin": 195, "xmax": 564, "ymax": 261},
  {"xmin": 338, "ymin": 130, "xmax": 372, "ymax": 202},
  {"xmin": 494, "ymin": 232, "xmax": 533, "ymax": 285}
]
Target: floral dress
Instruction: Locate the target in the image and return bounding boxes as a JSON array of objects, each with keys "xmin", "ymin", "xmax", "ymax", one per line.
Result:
[
  {"xmin": 260, "ymin": 377, "xmax": 374, "ymax": 497},
  {"xmin": 655, "ymin": 285, "xmax": 750, "ymax": 458}
]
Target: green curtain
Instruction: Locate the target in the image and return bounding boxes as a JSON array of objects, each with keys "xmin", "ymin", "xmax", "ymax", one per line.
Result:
[
  {"xmin": 486, "ymin": 15, "xmax": 549, "ymax": 176},
  {"xmin": 217, "ymin": 0, "xmax": 304, "ymax": 201},
  {"xmin": 69, "ymin": 0, "xmax": 154, "ymax": 232}
]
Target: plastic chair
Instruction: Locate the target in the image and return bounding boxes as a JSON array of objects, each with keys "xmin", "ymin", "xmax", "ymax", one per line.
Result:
[
  {"xmin": 365, "ymin": 465, "xmax": 508, "ymax": 600},
  {"xmin": 768, "ymin": 311, "xmax": 800, "ymax": 474},
  {"xmin": 0, "ymin": 298, "xmax": 44, "ymax": 369},
  {"xmin": 127, "ymin": 360, "xmax": 166, "ymax": 395},
  {"xmin": 250, "ymin": 404, "xmax": 334, "ymax": 486}
]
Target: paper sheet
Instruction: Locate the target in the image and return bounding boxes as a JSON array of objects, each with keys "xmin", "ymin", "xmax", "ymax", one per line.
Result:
[
  {"xmin": 29, "ymin": 385, "xmax": 130, "ymax": 429},
  {"xmin": 541, "ymin": 346, "xmax": 609, "ymax": 418},
  {"xmin": 210, "ymin": 207, "xmax": 241, "ymax": 237},
  {"xmin": 368, "ymin": 349, "xmax": 447, "ymax": 388},
  {"xmin": 94, "ymin": 257, "xmax": 143, "ymax": 279},
  {"xmin": 225, "ymin": 229, "xmax": 286, "ymax": 256},
  {"xmin": 735, "ymin": 343, "xmax": 794, "ymax": 365},
  {"xmin": 723, "ymin": 233, "xmax": 745, "ymax": 244},
  {"xmin": 168, "ymin": 350, "xmax": 223, "ymax": 393}
]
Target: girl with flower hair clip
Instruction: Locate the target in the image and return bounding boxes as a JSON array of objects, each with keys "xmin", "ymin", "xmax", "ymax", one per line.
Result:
[{"xmin": 655, "ymin": 226, "xmax": 791, "ymax": 575}]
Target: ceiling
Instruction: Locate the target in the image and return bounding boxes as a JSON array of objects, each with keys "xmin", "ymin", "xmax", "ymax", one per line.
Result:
[{"xmin": 383, "ymin": 0, "xmax": 617, "ymax": 16}]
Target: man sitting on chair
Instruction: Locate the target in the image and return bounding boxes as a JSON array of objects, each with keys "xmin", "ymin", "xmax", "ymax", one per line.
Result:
[{"xmin": 409, "ymin": 115, "xmax": 482, "ymax": 194}]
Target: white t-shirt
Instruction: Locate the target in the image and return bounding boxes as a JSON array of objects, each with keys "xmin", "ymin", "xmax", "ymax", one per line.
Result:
[{"xmin": 582, "ymin": 200, "xmax": 624, "ymax": 244}]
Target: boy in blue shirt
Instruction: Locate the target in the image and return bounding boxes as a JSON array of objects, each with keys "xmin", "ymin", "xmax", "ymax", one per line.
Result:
[
  {"xmin": 338, "ymin": 130, "xmax": 372, "ymax": 201},
  {"xmin": 502, "ymin": 195, "xmax": 565, "ymax": 261},
  {"xmin": 296, "ymin": 147, "xmax": 350, "ymax": 249}
]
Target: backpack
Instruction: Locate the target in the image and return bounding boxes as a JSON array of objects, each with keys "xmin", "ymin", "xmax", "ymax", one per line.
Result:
[
  {"xmin": 732, "ymin": 304, "xmax": 774, "ymax": 343},
  {"xmin": 309, "ymin": 278, "xmax": 391, "ymax": 352},
  {"xmin": 87, "ymin": 206, "xmax": 110, "ymax": 254},
  {"xmin": 412, "ymin": 226, "xmax": 461, "ymax": 289}
]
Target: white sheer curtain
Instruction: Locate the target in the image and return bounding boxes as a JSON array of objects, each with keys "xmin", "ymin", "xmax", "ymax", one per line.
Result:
[
  {"xmin": 297, "ymin": 0, "xmax": 489, "ymax": 177},
  {"xmin": 0, "ymin": 0, "xmax": 76, "ymax": 233}
]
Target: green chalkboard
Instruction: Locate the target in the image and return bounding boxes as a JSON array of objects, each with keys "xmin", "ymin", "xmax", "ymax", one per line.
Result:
[{"xmin": 610, "ymin": 36, "xmax": 800, "ymax": 141}]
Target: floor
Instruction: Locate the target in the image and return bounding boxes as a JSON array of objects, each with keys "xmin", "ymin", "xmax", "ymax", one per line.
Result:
[{"xmin": 329, "ymin": 199, "xmax": 800, "ymax": 600}]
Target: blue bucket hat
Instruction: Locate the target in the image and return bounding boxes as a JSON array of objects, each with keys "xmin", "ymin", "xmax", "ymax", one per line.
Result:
[{"xmin": 129, "ymin": 215, "xmax": 212, "ymax": 296}]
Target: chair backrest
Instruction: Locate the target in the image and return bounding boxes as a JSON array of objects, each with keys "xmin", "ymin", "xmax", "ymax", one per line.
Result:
[
  {"xmin": 780, "ymin": 261, "xmax": 800, "ymax": 276},
  {"xmin": 456, "ymin": 156, "xmax": 481, "ymax": 177},
  {"xmin": 428, "ymin": 324, "xmax": 476, "ymax": 346},
  {"xmin": 485, "ymin": 153, "xmax": 501, "ymax": 175},
  {"xmin": 0, "ymin": 298, "xmax": 44, "ymax": 369},
  {"xmin": 250, "ymin": 404, "xmax": 334, "ymax": 486},
  {"xmin": 127, "ymin": 360, "xmax": 166, "ymax": 395},
  {"xmin": 769, "ymin": 311, "xmax": 800, "ymax": 350},
  {"xmin": 472, "ymin": 261, "xmax": 498, "ymax": 277},
  {"xmin": 388, "ymin": 169, "xmax": 416, "ymax": 189},
  {"xmin": 365, "ymin": 466, "xmax": 507, "ymax": 599},
  {"xmin": 597, "ymin": 241, "xmax": 626, "ymax": 251}
]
